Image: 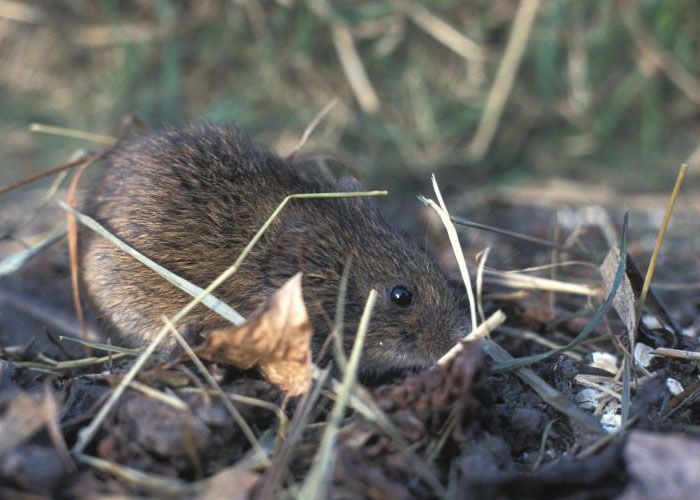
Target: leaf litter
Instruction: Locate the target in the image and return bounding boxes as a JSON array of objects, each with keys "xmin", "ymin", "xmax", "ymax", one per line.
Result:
[{"xmin": 2, "ymin": 167, "xmax": 700, "ymax": 498}]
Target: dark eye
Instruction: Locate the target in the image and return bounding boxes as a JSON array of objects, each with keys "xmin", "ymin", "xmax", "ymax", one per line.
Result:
[{"xmin": 389, "ymin": 285, "xmax": 413, "ymax": 307}]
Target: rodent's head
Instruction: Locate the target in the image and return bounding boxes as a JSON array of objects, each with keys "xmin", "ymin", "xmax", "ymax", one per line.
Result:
[
  {"xmin": 267, "ymin": 177, "xmax": 470, "ymax": 377},
  {"xmin": 338, "ymin": 227, "xmax": 470, "ymax": 377}
]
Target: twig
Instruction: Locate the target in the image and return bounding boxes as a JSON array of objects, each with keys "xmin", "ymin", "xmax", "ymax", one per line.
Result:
[{"xmin": 0, "ymin": 153, "xmax": 100, "ymax": 197}]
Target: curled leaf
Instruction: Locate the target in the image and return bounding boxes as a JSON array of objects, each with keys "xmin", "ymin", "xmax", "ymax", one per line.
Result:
[
  {"xmin": 196, "ymin": 273, "xmax": 313, "ymax": 395},
  {"xmin": 600, "ymin": 245, "xmax": 636, "ymax": 337}
]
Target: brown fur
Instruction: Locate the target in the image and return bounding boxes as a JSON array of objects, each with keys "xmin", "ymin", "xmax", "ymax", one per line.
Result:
[{"xmin": 80, "ymin": 124, "xmax": 469, "ymax": 375}]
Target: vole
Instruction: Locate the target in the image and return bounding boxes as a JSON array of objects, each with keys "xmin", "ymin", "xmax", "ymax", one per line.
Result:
[{"xmin": 80, "ymin": 124, "xmax": 469, "ymax": 376}]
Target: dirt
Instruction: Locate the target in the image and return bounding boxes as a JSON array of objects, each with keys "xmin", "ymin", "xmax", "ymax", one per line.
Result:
[{"xmin": 2, "ymin": 185, "xmax": 700, "ymax": 498}]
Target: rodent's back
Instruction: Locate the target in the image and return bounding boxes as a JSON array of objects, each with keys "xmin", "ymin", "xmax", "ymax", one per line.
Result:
[
  {"xmin": 83, "ymin": 125, "xmax": 321, "ymax": 345},
  {"xmin": 81, "ymin": 124, "xmax": 468, "ymax": 372}
]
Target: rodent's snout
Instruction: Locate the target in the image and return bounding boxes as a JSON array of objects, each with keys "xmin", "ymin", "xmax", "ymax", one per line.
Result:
[
  {"xmin": 456, "ymin": 320, "xmax": 473, "ymax": 341},
  {"xmin": 430, "ymin": 316, "xmax": 471, "ymax": 359}
]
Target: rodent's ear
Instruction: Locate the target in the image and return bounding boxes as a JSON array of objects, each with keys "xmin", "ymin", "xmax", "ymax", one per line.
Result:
[{"xmin": 337, "ymin": 175, "xmax": 367, "ymax": 193}]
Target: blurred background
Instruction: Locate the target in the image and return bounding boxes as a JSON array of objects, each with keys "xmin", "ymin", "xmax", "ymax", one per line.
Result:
[{"xmin": 1, "ymin": 0, "xmax": 699, "ymax": 194}]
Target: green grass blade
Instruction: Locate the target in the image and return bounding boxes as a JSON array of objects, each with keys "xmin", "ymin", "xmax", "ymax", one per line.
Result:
[{"xmin": 492, "ymin": 212, "xmax": 629, "ymax": 372}]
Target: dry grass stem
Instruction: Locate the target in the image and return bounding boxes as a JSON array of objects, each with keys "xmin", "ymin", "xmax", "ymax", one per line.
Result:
[
  {"xmin": 497, "ymin": 326, "xmax": 583, "ymax": 362},
  {"xmin": 451, "ymin": 216, "xmax": 580, "ymax": 254},
  {"xmin": 475, "ymin": 247, "xmax": 491, "ymax": 324},
  {"xmin": 0, "ymin": 0, "xmax": 42, "ymax": 23},
  {"xmin": 29, "ymin": 123, "xmax": 117, "ymax": 145},
  {"xmin": 420, "ymin": 175, "xmax": 477, "ymax": 331},
  {"xmin": 288, "ymin": 98, "xmax": 339, "ymax": 159},
  {"xmin": 330, "ymin": 23, "xmax": 380, "ymax": 114},
  {"xmin": 485, "ymin": 270, "xmax": 598, "ymax": 297},
  {"xmin": 467, "ymin": 0, "xmax": 542, "ymax": 160},
  {"xmin": 76, "ymin": 453, "xmax": 190, "ymax": 496},
  {"xmin": 634, "ymin": 163, "xmax": 687, "ymax": 329},
  {"xmin": 438, "ymin": 310, "xmax": 506, "ymax": 366},
  {"xmin": 128, "ymin": 380, "xmax": 188, "ymax": 411},
  {"xmin": 71, "ymin": 325, "xmax": 176, "ymax": 454},
  {"xmin": 57, "ymin": 336, "xmax": 140, "ymax": 356},
  {"xmin": 163, "ymin": 317, "xmax": 268, "ymax": 463},
  {"xmin": 405, "ymin": 3, "xmax": 485, "ymax": 63},
  {"xmin": 575, "ymin": 377, "xmax": 622, "ymax": 401},
  {"xmin": 299, "ymin": 289, "xmax": 377, "ymax": 499},
  {"xmin": 307, "ymin": 0, "xmax": 380, "ymax": 113},
  {"xmin": 622, "ymin": 3, "xmax": 700, "ymax": 106},
  {"xmin": 60, "ymin": 202, "xmax": 245, "ymax": 325},
  {"xmin": 651, "ymin": 347, "xmax": 700, "ymax": 361}
]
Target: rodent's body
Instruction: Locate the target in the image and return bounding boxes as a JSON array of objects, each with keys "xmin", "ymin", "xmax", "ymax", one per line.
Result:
[{"xmin": 81, "ymin": 125, "xmax": 468, "ymax": 375}]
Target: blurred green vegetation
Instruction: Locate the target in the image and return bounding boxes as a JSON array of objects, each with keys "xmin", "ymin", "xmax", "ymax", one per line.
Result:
[{"xmin": 0, "ymin": 0, "xmax": 699, "ymax": 191}]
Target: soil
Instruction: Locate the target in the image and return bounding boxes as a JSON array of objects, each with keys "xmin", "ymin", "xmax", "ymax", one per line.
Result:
[{"xmin": 2, "ymin": 182, "xmax": 700, "ymax": 499}]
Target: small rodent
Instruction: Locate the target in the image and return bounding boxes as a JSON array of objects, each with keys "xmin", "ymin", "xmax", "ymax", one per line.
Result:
[{"xmin": 81, "ymin": 124, "xmax": 469, "ymax": 375}]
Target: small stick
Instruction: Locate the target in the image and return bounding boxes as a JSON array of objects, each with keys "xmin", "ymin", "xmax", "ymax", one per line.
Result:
[{"xmin": 0, "ymin": 154, "xmax": 99, "ymax": 197}]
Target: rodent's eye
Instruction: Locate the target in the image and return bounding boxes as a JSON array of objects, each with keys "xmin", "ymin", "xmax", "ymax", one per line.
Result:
[{"xmin": 389, "ymin": 285, "xmax": 413, "ymax": 307}]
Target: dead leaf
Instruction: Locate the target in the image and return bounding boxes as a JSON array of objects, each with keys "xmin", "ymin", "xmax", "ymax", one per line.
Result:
[
  {"xmin": 66, "ymin": 160, "xmax": 93, "ymax": 344},
  {"xmin": 600, "ymin": 245, "xmax": 636, "ymax": 337},
  {"xmin": 0, "ymin": 392, "xmax": 46, "ymax": 458},
  {"xmin": 197, "ymin": 466, "xmax": 260, "ymax": 500},
  {"xmin": 196, "ymin": 273, "xmax": 313, "ymax": 395}
]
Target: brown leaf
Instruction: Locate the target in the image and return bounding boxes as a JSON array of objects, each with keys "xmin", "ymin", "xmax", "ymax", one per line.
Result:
[
  {"xmin": 67, "ymin": 160, "xmax": 93, "ymax": 344},
  {"xmin": 600, "ymin": 245, "xmax": 636, "ymax": 337},
  {"xmin": 0, "ymin": 392, "xmax": 46, "ymax": 458},
  {"xmin": 196, "ymin": 273, "xmax": 313, "ymax": 395},
  {"xmin": 197, "ymin": 466, "xmax": 260, "ymax": 500}
]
